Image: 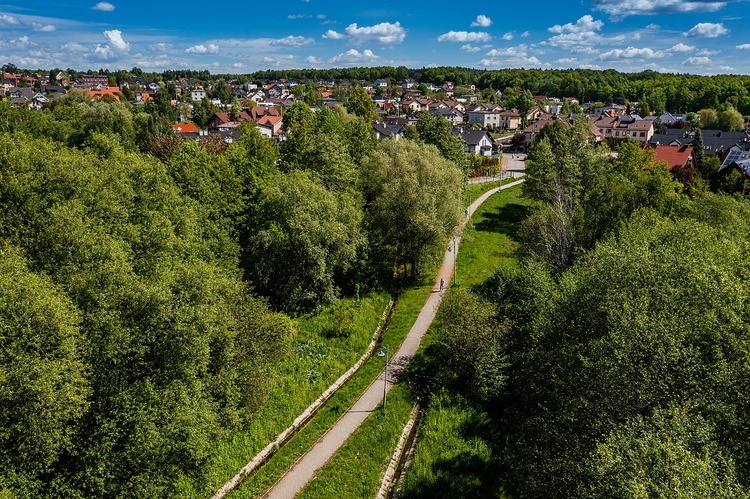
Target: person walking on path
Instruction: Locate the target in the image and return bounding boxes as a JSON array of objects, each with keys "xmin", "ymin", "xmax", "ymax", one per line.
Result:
[{"xmin": 439, "ymin": 277, "xmax": 444, "ymax": 291}]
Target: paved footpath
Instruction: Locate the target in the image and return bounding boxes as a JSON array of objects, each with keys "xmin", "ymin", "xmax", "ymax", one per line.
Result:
[{"xmin": 264, "ymin": 178, "xmax": 525, "ymax": 499}]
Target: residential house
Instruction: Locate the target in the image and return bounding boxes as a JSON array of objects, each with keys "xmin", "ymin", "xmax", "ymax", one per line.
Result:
[
  {"xmin": 41, "ymin": 85, "xmax": 66, "ymax": 95},
  {"xmin": 468, "ymin": 109, "xmax": 502, "ymax": 128},
  {"xmin": 526, "ymin": 105, "xmax": 547, "ymax": 122},
  {"xmin": 499, "ymin": 110, "xmax": 521, "ymax": 130},
  {"xmin": 372, "ymin": 122, "xmax": 405, "ymax": 140},
  {"xmin": 89, "ymin": 86, "xmax": 122, "ymax": 102},
  {"xmin": 442, "ymin": 81, "xmax": 455, "ymax": 93},
  {"xmin": 190, "ymin": 88, "xmax": 207, "ymax": 101},
  {"xmin": 172, "ymin": 123, "xmax": 201, "ymax": 134},
  {"xmin": 135, "ymin": 90, "xmax": 155, "ymax": 103},
  {"xmin": 401, "ymin": 79, "xmax": 416, "ymax": 89},
  {"xmin": 717, "ymin": 143, "xmax": 750, "ymax": 175},
  {"xmin": 656, "ymin": 112, "xmax": 687, "ymax": 127},
  {"xmin": 650, "ymin": 129, "xmax": 747, "ymax": 157},
  {"xmin": 264, "ymin": 83, "xmax": 283, "ymax": 98},
  {"xmin": 79, "ymin": 74, "xmax": 109, "ymax": 86},
  {"xmin": 594, "ymin": 103, "xmax": 627, "ymax": 116},
  {"xmin": 208, "ymin": 111, "xmax": 252, "ymax": 129},
  {"xmin": 652, "ymin": 145, "xmax": 695, "ymax": 171},
  {"xmin": 456, "ymin": 130, "xmax": 494, "ymax": 156},
  {"xmin": 429, "ymin": 108, "xmax": 465, "ymax": 126},
  {"xmin": 256, "ymin": 115, "xmax": 283, "ymax": 138},
  {"xmin": 148, "ymin": 82, "xmax": 161, "ymax": 91},
  {"xmin": 523, "ymin": 115, "xmax": 573, "ymax": 143},
  {"xmin": 246, "ymin": 106, "xmax": 280, "ymax": 121},
  {"xmin": 374, "ymin": 79, "xmax": 389, "ymax": 89},
  {"xmin": 592, "ymin": 115, "xmax": 654, "ymax": 143},
  {"xmin": 385, "ymin": 116, "xmax": 418, "ymax": 127}
]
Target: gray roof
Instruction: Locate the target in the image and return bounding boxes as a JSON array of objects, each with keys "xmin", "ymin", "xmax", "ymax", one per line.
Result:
[{"xmin": 459, "ymin": 129, "xmax": 492, "ymax": 146}]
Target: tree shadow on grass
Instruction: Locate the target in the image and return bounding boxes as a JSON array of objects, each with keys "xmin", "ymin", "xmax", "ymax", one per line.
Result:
[{"xmin": 474, "ymin": 203, "xmax": 532, "ymax": 240}]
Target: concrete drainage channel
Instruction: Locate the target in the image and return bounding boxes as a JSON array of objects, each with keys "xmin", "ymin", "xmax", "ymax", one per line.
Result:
[
  {"xmin": 376, "ymin": 404, "xmax": 422, "ymax": 499},
  {"xmin": 213, "ymin": 299, "xmax": 396, "ymax": 499}
]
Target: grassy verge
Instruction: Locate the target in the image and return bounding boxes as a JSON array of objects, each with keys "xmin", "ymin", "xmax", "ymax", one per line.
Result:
[
  {"xmin": 228, "ymin": 269, "xmax": 439, "ymax": 497},
  {"xmin": 457, "ymin": 184, "xmax": 534, "ymax": 288},
  {"xmin": 398, "ymin": 391, "xmax": 508, "ymax": 499},
  {"xmin": 464, "ymin": 177, "xmax": 519, "ymax": 209},
  {"xmin": 298, "ymin": 384, "xmax": 414, "ymax": 499},
  {"xmin": 177, "ymin": 291, "xmax": 390, "ymax": 497},
  {"xmin": 398, "ymin": 184, "xmax": 531, "ymax": 498}
]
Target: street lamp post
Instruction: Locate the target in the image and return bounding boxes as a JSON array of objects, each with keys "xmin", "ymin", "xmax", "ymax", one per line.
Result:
[
  {"xmin": 377, "ymin": 344, "xmax": 389, "ymax": 409},
  {"xmin": 447, "ymin": 239, "xmax": 457, "ymax": 286}
]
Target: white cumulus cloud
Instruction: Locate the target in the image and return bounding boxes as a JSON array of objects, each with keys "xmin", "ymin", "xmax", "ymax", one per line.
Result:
[
  {"xmin": 31, "ymin": 22, "xmax": 56, "ymax": 32},
  {"xmin": 147, "ymin": 43, "xmax": 172, "ymax": 52},
  {"xmin": 471, "ymin": 15, "xmax": 493, "ymax": 27},
  {"xmin": 328, "ymin": 48, "xmax": 380, "ymax": 64},
  {"xmin": 591, "ymin": 0, "xmax": 734, "ymax": 18},
  {"xmin": 322, "ymin": 29, "xmax": 346, "ymax": 40},
  {"xmin": 185, "ymin": 43, "xmax": 219, "ymax": 54},
  {"xmin": 437, "ymin": 31, "xmax": 492, "ymax": 43},
  {"xmin": 684, "ymin": 56, "xmax": 711, "ymax": 65},
  {"xmin": 92, "ymin": 2, "xmax": 115, "ymax": 11},
  {"xmin": 598, "ymin": 47, "xmax": 668, "ymax": 60},
  {"xmin": 270, "ymin": 35, "xmax": 314, "ymax": 47},
  {"xmin": 103, "ymin": 29, "xmax": 129, "ymax": 52},
  {"xmin": 305, "ymin": 55, "xmax": 322, "ymax": 64},
  {"xmin": 460, "ymin": 44, "xmax": 482, "ymax": 52},
  {"xmin": 669, "ymin": 43, "xmax": 694, "ymax": 53},
  {"xmin": 344, "ymin": 22, "xmax": 406, "ymax": 45},
  {"xmin": 502, "ymin": 32, "xmax": 514, "ymax": 41},
  {"xmin": 683, "ymin": 22, "xmax": 729, "ymax": 38},
  {"xmin": 737, "ymin": 43, "xmax": 750, "ymax": 50},
  {"xmin": 0, "ymin": 14, "xmax": 20, "ymax": 26},
  {"xmin": 549, "ymin": 15, "xmax": 603, "ymax": 34}
]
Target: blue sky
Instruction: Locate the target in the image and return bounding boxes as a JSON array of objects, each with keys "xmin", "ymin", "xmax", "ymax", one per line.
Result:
[{"xmin": 1, "ymin": 0, "xmax": 749, "ymax": 74}]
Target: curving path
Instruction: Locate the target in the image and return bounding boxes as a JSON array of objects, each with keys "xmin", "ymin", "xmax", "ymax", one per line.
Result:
[{"xmin": 263, "ymin": 178, "xmax": 525, "ymax": 499}]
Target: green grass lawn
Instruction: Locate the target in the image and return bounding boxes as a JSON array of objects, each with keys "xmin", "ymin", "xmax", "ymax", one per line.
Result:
[
  {"xmin": 398, "ymin": 184, "xmax": 531, "ymax": 498},
  {"xmin": 457, "ymin": 184, "xmax": 534, "ymax": 288}
]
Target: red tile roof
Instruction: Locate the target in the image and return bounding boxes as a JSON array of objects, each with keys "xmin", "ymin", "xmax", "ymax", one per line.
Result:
[
  {"xmin": 652, "ymin": 145, "xmax": 694, "ymax": 170},
  {"xmin": 172, "ymin": 123, "xmax": 200, "ymax": 134}
]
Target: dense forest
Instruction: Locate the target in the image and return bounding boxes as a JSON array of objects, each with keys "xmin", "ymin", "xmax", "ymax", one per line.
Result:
[
  {"xmin": 418, "ymin": 120, "xmax": 750, "ymax": 497},
  {"xmin": 0, "ymin": 96, "xmax": 465, "ymax": 496}
]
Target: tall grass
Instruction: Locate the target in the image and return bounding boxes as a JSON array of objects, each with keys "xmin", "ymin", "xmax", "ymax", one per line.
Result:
[
  {"xmin": 177, "ymin": 292, "xmax": 390, "ymax": 497},
  {"xmin": 230, "ymin": 269, "xmax": 439, "ymax": 497},
  {"xmin": 398, "ymin": 391, "xmax": 508, "ymax": 499}
]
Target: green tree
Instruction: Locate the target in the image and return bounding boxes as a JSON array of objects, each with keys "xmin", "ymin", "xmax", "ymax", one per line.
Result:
[
  {"xmin": 361, "ymin": 139, "xmax": 464, "ymax": 276},
  {"xmin": 434, "ymin": 289, "xmax": 509, "ymax": 402},
  {"xmin": 697, "ymin": 108, "xmax": 718, "ymax": 129},
  {"xmin": 692, "ymin": 128, "xmax": 705, "ymax": 175},
  {"xmin": 248, "ymin": 170, "xmax": 365, "ymax": 312},
  {"xmin": 501, "ymin": 209, "xmax": 750, "ymax": 497},
  {"xmin": 0, "ymin": 246, "xmax": 88, "ymax": 496},
  {"xmin": 415, "ymin": 112, "xmax": 467, "ymax": 171},
  {"xmin": 345, "ymin": 86, "xmax": 376, "ymax": 122},
  {"xmin": 584, "ymin": 407, "xmax": 746, "ymax": 498},
  {"xmin": 718, "ymin": 107, "xmax": 745, "ymax": 132}
]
